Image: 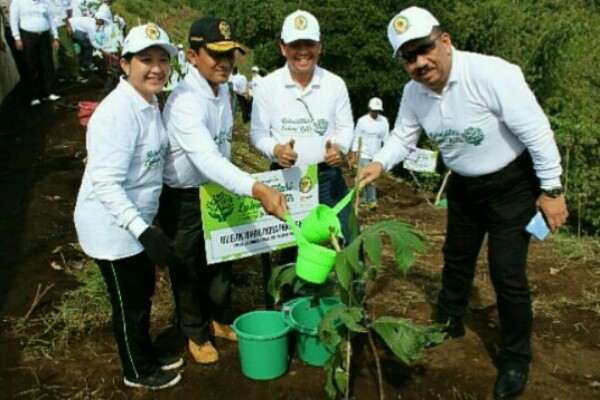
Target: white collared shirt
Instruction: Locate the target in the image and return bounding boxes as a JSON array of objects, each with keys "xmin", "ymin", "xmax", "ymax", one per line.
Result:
[
  {"xmin": 162, "ymin": 67, "xmax": 256, "ymax": 196},
  {"xmin": 51, "ymin": 0, "xmax": 70, "ymax": 27},
  {"xmin": 374, "ymin": 48, "xmax": 562, "ymax": 188},
  {"xmin": 250, "ymin": 65, "xmax": 354, "ymax": 165},
  {"xmin": 352, "ymin": 113, "xmax": 390, "ymax": 160},
  {"xmin": 10, "ymin": 0, "xmax": 58, "ymax": 40},
  {"xmin": 74, "ymin": 78, "xmax": 168, "ymax": 260},
  {"xmin": 231, "ymin": 73, "xmax": 248, "ymax": 96}
]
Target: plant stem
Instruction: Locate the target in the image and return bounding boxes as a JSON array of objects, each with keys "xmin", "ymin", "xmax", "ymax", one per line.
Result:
[
  {"xmin": 345, "ymin": 336, "xmax": 352, "ymax": 400},
  {"xmin": 367, "ymin": 329, "xmax": 385, "ymax": 400},
  {"xmin": 354, "ymin": 138, "xmax": 363, "ymax": 215}
]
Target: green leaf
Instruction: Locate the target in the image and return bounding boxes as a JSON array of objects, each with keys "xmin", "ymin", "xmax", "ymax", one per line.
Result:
[
  {"xmin": 266, "ymin": 263, "xmax": 296, "ymax": 304},
  {"xmin": 370, "ymin": 316, "xmax": 445, "ymax": 364},
  {"xmin": 334, "ymin": 252, "xmax": 352, "ymax": 291},
  {"xmin": 362, "ymin": 230, "xmax": 382, "ymax": 266},
  {"xmin": 334, "ymin": 368, "xmax": 347, "ymax": 397}
]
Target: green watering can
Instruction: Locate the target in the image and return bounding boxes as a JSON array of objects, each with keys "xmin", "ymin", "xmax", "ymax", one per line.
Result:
[
  {"xmin": 284, "ymin": 214, "xmax": 336, "ymax": 284},
  {"xmin": 283, "ymin": 190, "xmax": 354, "ymax": 284},
  {"xmin": 300, "ymin": 189, "xmax": 355, "ymax": 243}
]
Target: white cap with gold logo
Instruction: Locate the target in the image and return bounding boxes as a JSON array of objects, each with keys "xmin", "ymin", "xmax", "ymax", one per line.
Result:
[
  {"xmin": 387, "ymin": 7, "xmax": 439, "ymax": 57},
  {"xmin": 122, "ymin": 23, "xmax": 178, "ymax": 57},
  {"xmin": 281, "ymin": 10, "xmax": 320, "ymax": 44}
]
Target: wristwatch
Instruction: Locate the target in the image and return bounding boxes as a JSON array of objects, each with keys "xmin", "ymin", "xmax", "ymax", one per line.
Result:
[{"xmin": 541, "ymin": 187, "xmax": 563, "ymax": 198}]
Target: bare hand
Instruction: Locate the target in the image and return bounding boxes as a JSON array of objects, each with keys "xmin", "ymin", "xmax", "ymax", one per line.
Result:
[
  {"xmin": 357, "ymin": 162, "xmax": 384, "ymax": 187},
  {"xmin": 274, "ymin": 139, "xmax": 297, "ymax": 168},
  {"xmin": 252, "ymin": 182, "xmax": 289, "ymax": 220},
  {"xmin": 536, "ymin": 194, "xmax": 568, "ymax": 232},
  {"xmin": 15, "ymin": 40, "xmax": 23, "ymax": 51},
  {"xmin": 324, "ymin": 140, "xmax": 343, "ymax": 167}
]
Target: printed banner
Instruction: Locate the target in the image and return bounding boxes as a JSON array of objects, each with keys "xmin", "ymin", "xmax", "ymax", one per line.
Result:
[
  {"xmin": 200, "ymin": 165, "xmax": 319, "ymax": 264},
  {"xmin": 404, "ymin": 147, "xmax": 438, "ymax": 173}
]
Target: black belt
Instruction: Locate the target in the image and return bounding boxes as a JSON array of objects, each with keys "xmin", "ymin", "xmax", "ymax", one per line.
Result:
[{"xmin": 20, "ymin": 29, "xmax": 50, "ymax": 36}]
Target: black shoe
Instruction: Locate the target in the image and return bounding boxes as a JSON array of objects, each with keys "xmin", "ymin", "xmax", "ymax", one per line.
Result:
[
  {"xmin": 158, "ymin": 357, "xmax": 184, "ymax": 371},
  {"xmin": 124, "ymin": 369, "xmax": 181, "ymax": 390},
  {"xmin": 494, "ymin": 368, "xmax": 528, "ymax": 399}
]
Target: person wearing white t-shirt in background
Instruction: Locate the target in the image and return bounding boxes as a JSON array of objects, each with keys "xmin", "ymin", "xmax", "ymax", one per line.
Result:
[
  {"xmin": 358, "ymin": 7, "xmax": 568, "ymax": 400},
  {"xmin": 159, "ymin": 17, "xmax": 287, "ymax": 366},
  {"xmin": 230, "ymin": 66, "xmax": 250, "ymax": 123},
  {"xmin": 74, "ymin": 23, "xmax": 183, "ymax": 390},
  {"xmin": 348, "ymin": 97, "xmax": 389, "ymax": 209},
  {"xmin": 251, "ymin": 9, "xmax": 355, "ymax": 277},
  {"xmin": 10, "ymin": 0, "xmax": 61, "ymax": 106},
  {"xmin": 248, "ymin": 65, "xmax": 261, "ymax": 98}
]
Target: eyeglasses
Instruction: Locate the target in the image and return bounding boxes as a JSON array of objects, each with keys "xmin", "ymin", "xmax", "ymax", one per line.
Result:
[{"xmin": 397, "ymin": 36, "xmax": 440, "ymax": 64}]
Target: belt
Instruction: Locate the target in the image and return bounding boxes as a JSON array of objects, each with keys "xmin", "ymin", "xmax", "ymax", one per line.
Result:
[
  {"xmin": 20, "ymin": 29, "xmax": 50, "ymax": 36},
  {"xmin": 453, "ymin": 151, "xmax": 531, "ymax": 184}
]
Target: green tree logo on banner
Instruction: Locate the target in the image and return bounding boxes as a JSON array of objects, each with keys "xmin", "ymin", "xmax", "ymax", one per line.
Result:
[{"xmin": 207, "ymin": 192, "xmax": 235, "ymax": 222}]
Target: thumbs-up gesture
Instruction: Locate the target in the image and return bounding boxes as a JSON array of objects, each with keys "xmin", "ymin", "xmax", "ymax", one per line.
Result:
[
  {"xmin": 324, "ymin": 140, "xmax": 343, "ymax": 167},
  {"xmin": 274, "ymin": 139, "xmax": 298, "ymax": 168}
]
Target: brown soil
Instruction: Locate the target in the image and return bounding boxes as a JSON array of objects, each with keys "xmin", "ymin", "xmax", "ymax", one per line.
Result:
[{"xmin": 0, "ymin": 79, "xmax": 598, "ymax": 400}]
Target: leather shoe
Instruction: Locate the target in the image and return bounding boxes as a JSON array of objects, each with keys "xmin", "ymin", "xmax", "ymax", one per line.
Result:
[{"xmin": 494, "ymin": 368, "xmax": 528, "ymax": 399}]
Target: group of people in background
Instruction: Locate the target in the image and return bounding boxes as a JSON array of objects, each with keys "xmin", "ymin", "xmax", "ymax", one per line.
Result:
[
  {"xmin": 69, "ymin": 5, "xmax": 567, "ymax": 400},
  {"xmin": 0, "ymin": 0, "xmax": 125, "ymax": 107}
]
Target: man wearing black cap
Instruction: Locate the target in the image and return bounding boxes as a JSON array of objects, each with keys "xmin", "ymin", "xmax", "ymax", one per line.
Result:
[{"xmin": 159, "ymin": 17, "xmax": 288, "ymax": 365}]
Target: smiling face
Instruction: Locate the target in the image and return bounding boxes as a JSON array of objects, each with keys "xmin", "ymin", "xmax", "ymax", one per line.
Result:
[
  {"xmin": 280, "ymin": 39, "xmax": 321, "ymax": 80},
  {"xmin": 188, "ymin": 46, "xmax": 235, "ymax": 94},
  {"xmin": 399, "ymin": 31, "xmax": 452, "ymax": 94},
  {"xmin": 120, "ymin": 46, "xmax": 171, "ymax": 101}
]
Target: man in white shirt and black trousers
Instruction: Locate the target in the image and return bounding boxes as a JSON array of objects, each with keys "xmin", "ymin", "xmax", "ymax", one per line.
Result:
[
  {"xmin": 158, "ymin": 17, "xmax": 288, "ymax": 366},
  {"xmin": 10, "ymin": 0, "xmax": 61, "ymax": 106},
  {"xmin": 251, "ymin": 9, "xmax": 355, "ymax": 248},
  {"xmin": 359, "ymin": 7, "xmax": 568, "ymax": 400}
]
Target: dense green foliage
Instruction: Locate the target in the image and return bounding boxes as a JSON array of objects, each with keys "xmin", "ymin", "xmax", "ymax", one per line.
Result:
[{"xmin": 116, "ymin": 0, "xmax": 600, "ymax": 232}]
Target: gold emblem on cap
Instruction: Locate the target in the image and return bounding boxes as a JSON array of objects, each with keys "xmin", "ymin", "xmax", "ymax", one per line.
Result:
[
  {"xmin": 294, "ymin": 15, "xmax": 307, "ymax": 30},
  {"xmin": 393, "ymin": 16, "xmax": 409, "ymax": 34},
  {"xmin": 145, "ymin": 24, "xmax": 161, "ymax": 40},
  {"xmin": 219, "ymin": 21, "xmax": 231, "ymax": 39}
]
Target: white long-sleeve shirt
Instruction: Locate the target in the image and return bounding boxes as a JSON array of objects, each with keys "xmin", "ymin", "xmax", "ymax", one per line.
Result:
[
  {"xmin": 374, "ymin": 48, "xmax": 562, "ymax": 189},
  {"xmin": 250, "ymin": 65, "xmax": 355, "ymax": 165},
  {"xmin": 10, "ymin": 0, "xmax": 57, "ymax": 40},
  {"xmin": 162, "ymin": 67, "xmax": 256, "ymax": 196},
  {"xmin": 231, "ymin": 73, "xmax": 247, "ymax": 96},
  {"xmin": 352, "ymin": 113, "xmax": 390, "ymax": 160},
  {"xmin": 74, "ymin": 78, "xmax": 168, "ymax": 260},
  {"xmin": 68, "ymin": 16, "xmax": 101, "ymax": 49},
  {"xmin": 51, "ymin": 0, "xmax": 70, "ymax": 27}
]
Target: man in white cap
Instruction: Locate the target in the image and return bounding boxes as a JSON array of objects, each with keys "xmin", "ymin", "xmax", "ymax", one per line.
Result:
[
  {"xmin": 358, "ymin": 6, "xmax": 568, "ymax": 400},
  {"xmin": 248, "ymin": 65, "xmax": 261, "ymax": 98},
  {"xmin": 348, "ymin": 97, "xmax": 389, "ymax": 209},
  {"xmin": 250, "ymin": 9, "xmax": 355, "ymax": 245}
]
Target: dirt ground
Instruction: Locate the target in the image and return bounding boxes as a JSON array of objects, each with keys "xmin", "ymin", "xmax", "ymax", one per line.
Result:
[{"xmin": 0, "ymin": 78, "xmax": 598, "ymax": 400}]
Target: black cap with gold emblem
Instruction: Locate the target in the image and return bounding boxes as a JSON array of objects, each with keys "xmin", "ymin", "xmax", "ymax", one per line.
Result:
[{"xmin": 188, "ymin": 17, "xmax": 246, "ymax": 54}]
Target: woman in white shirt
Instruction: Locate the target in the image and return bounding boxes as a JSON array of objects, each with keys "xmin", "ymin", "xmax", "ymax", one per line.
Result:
[{"xmin": 74, "ymin": 23, "xmax": 182, "ymax": 390}]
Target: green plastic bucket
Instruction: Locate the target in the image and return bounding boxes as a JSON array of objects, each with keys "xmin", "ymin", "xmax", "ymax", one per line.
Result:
[
  {"xmin": 285, "ymin": 297, "xmax": 344, "ymax": 366},
  {"xmin": 232, "ymin": 311, "xmax": 291, "ymax": 380},
  {"xmin": 300, "ymin": 189, "xmax": 355, "ymax": 243},
  {"xmin": 296, "ymin": 242, "xmax": 337, "ymax": 283}
]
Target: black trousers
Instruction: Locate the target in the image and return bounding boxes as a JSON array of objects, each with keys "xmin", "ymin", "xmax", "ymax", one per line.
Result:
[
  {"xmin": 20, "ymin": 29, "xmax": 55, "ymax": 100},
  {"xmin": 438, "ymin": 151, "xmax": 539, "ymax": 370},
  {"xmin": 235, "ymin": 94, "xmax": 251, "ymax": 123},
  {"xmin": 158, "ymin": 185, "xmax": 232, "ymax": 345},
  {"xmin": 96, "ymin": 253, "xmax": 158, "ymax": 380}
]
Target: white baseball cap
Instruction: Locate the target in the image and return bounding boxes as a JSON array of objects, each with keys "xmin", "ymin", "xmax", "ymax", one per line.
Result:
[
  {"xmin": 122, "ymin": 24, "xmax": 177, "ymax": 57},
  {"xmin": 251, "ymin": 66, "xmax": 259, "ymax": 72},
  {"xmin": 281, "ymin": 10, "xmax": 320, "ymax": 44},
  {"xmin": 387, "ymin": 7, "xmax": 439, "ymax": 57},
  {"xmin": 368, "ymin": 97, "xmax": 383, "ymax": 112}
]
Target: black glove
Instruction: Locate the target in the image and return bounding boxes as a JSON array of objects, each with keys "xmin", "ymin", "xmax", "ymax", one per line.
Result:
[{"xmin": 138, "ymin": 227, "xmax": 176, "ymax": 267}]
